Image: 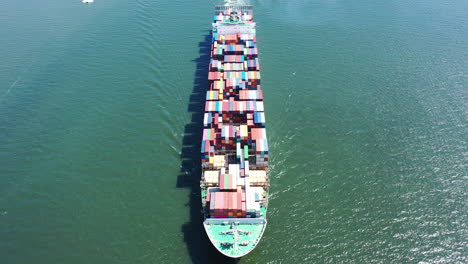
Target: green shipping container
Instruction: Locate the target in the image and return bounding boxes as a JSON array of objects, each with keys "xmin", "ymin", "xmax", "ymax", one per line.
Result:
[{"xmin": 224, "ymin": 174, "xmax": 229, "ymax": 190}]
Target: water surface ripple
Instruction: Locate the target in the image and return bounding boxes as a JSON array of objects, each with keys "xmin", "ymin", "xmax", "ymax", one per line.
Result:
[{"xmin": 0, "ymin": 0, "xmax": 466, "ymax": 263}]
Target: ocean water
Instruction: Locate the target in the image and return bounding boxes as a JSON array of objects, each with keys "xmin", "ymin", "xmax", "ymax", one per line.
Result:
[{"xmin": 0, "ymin": 0, "xmax": 466, "ymax": 263}]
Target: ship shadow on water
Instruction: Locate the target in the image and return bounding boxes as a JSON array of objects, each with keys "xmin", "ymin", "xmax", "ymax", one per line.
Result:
[{"xmin": 177, "ymin": 32, "xmax": 239, "ymax": 264}]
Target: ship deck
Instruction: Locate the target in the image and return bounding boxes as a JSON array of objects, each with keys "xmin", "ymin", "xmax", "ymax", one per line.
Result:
[{"xmin": 204, "ymin": 218, "xmax": 267, "ymax": 258}]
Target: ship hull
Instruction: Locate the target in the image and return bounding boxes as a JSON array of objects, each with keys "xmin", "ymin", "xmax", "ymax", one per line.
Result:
[{"xmin": 200, "ymin": 5, "xmax": 270, "ymax": 258}]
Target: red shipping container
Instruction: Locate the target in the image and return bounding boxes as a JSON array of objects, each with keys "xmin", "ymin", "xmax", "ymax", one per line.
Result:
[
  {"xmin": 216, "ymin": 192, "xmax": 221, "ymax": 211},
  {"xmin": 224, "ymin": 191, "xmax": 228, "ymax": 211},
  {"xmin": 220, "ymin": 173, "xmax": 224, "ymax": 190},
  {"xmin": 222, "ymin": 193, "xmax": 226, "ymax": 211},
  {"xmin": 205, "ymin": 141, "xmax": 210, "ymax": 153},
  {"xmin": 232, "ymin": 192, "xmax": 237, "ymax": 212},
  {"xmin": 214, "ymin": 192, "xmax": 220, "ymax": 210}
]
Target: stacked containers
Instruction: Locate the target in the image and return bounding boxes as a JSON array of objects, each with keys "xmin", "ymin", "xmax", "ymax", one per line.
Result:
[
  {"xmin": 250, "ymin": 128, "xmax": 268, "ymax": 167},
  {"xmin": 201, "ymin": 128, "xmax": 216, "ymax": 166},
  {"xmin": 203, "ymin": 10, "xmax": 268, "ymax": 219},
  {"xmin": 244, "ymin": 58, "xmax": 259, "ymax": 70},
  {"xmin": 219, "ymin": 173, "xmax": 237, "ymax": 190},
  {"xmin": 248, "ymin": 170, "xmax": 268, "ymax": 186},
  {"xmin": 245, "ymin": 187, "xmax": 261, "ymax": 217},
  {"xmin": 209, "ymin": 190, "xmax": 246, "ymax": 218},
  {"xmin": 253, "ymin": 111, "xmax": 266, "ymax": 127},
  {"xmin": 204, "ymin": 171, "xmax": 220, "ymax": 185}
]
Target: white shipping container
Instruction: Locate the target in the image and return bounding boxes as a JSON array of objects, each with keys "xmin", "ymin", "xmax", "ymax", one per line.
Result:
[{"xmin": 244, "ymin": 161, "xmax": 250, "ymax": 177}]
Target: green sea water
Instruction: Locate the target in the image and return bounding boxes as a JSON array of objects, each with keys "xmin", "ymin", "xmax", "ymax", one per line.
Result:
[{"xmin": 1, "ymin": 0, "xmax": 466, "ymax": 263}]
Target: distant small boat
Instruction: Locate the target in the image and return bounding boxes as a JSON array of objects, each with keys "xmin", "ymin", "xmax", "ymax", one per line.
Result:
[{"xmin": 82, "ymin": 0, "xmax": 94, "ymax": 3}]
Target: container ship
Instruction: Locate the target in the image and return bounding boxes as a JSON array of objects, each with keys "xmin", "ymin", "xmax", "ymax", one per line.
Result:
[{"xmin": 200, "ymin": 5, "xmax": 270, "ymax": 258}]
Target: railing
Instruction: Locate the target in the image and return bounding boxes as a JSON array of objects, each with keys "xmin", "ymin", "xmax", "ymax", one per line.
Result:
[
  {"xmin": 204, "ymin": 217, "xmax": 267, "ymax": 225},
  {"xmin": 215, "ymin": 5, "xmax": 254, "ymax": 16}
]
